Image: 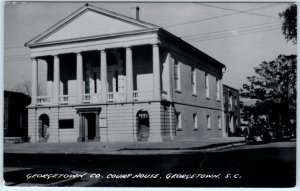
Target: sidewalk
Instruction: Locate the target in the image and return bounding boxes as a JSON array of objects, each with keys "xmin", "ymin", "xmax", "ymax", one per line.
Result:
[{"xmin": 4, "ymin": 137, "xmax": 245, "ymax": 155}]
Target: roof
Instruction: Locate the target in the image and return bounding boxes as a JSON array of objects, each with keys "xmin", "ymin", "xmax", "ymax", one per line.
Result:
[
  {"xmin": 223, "ymin": 84, "xmax": 240, "ymax": 92},
  {"xmin": 25, "ymin": 3, "xmax": 159, "ymax": 47},
  {"xmin": 25, "ymin": 3, "xmax": 225, "ymax": 68}
]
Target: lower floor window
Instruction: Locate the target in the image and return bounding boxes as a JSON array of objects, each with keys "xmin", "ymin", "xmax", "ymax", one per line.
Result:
[
  {"xmin": 59, "ymin": 119, "xmax": 74, "ymax": 129},
  {"xmin": 193, "ymin": 114, "xmax": 197, "ymax": 129},
  {"xmin": 207, "ymin": 115, "xmax": 211, "ymax": 129},
  {"xmin": 176, "ymin": 112, "xmax": 182, "ymax": 130}
]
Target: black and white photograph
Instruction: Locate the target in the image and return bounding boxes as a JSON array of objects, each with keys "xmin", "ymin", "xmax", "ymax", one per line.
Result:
[{"xmin": 2, "ymin": 1, "xmax": 297, "ymax": 188}]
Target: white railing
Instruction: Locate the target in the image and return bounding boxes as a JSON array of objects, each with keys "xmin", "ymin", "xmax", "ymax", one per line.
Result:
[
  {"xmin": 59, "ymin": 95, "xmax": 76, "ymax": 104},
  {"xmin": 133, "ymin": 90, "xmax": 153, "ymax": 101},
  {"xmin": 36, "ymin": 91, "xmax": 164, "ymax": 105},
  {"xmin": 107, "ymin": 92, "xmax": 114, "ymax": 102},
  {"xmin": 37, "ymin": 96, "xmax": 53, "ymax": 105},
  {"xmin": 107, "ymin": 92, "xmax": 125, "ymax": 102},
  {"xmin": 83, "ymin": 94, "xmax": 101, "ymax": 103},
  {"xmin": 161, "ymin": 90, "xmax": 168, "ymax": 100},
  {"xmin": 83, "ymin": 94, "xmax": 91, "ymax": 103}
]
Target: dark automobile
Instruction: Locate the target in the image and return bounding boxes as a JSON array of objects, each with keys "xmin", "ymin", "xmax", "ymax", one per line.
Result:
[{"xmin": 245, "ymin": 127, "xmax": 280, "ymax": 143}]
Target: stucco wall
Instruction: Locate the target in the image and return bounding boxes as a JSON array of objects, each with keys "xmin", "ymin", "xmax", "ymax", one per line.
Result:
[
  {"xmin": 173, "ymin": 103, "xmax": 223, "ymax": 140},
  {"xmin": 28, "ymin": 102, "xmax": 165, "ymax": 143},
  {"xmin": 169, "ymin": 51, "xmax": 222, "ymax": 109}
]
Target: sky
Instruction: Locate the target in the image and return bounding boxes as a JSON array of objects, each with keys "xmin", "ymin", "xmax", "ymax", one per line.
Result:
[{"xmin": 3, "ymin": 1, "xmax": 297, "ymax": 91}]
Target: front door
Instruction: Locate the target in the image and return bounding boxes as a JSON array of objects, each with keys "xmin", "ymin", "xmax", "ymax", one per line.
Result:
[
  {"xmin": 85, "ymin": 113, "xmax": 96, "ymax": 141},
  {"xmin": 76, "ymin": 107, "xmax": 101, "ymax": 142}
]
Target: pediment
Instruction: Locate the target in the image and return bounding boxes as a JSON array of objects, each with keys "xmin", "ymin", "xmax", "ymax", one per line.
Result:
[{"xmin": 27, "ymin": 5, "xmax": 158, "ymax": 46}]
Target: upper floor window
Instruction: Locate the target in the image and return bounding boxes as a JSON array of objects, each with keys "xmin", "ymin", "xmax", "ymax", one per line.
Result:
[
  {"xmin": 205, "ymin": 73, "xmax": 209, "ymax": 98},
  {"xmin": 216, "ymin": 78, "xmax": 220, "ymax": 101},
  {"xmin": 192, "ymin": 67, "xmax": 196, "ymax": 95},
  {"xmin": 193, "ymin": 113, "xmax": 198, "ymax": 130},
  {"xmin": 174, "ymin": 60, "xmax": 180, "ymax": 91},
  {"xmin": 176, "ymin": 112, "xmax": 182, "ymax": 130},
  {"xmin": 94, "ymin": 73, "xmax": 97, "ymax": 93}
]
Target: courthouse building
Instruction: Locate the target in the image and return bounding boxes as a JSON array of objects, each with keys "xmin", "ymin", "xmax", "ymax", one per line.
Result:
[{"xmin": 25, "ymin": 4, "xmax": 226, "ymax": 143}]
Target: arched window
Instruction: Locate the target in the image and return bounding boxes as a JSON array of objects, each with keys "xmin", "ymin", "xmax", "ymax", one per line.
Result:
[
  {"xmin": 38, "ymin": 114, "xmax": 49, "ymax": 142},
  {"xmin": 136, "ymin": 110, "xmax": 150, "ymax": 142}
]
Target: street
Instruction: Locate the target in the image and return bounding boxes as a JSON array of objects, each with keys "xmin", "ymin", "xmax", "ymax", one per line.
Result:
[{"xmin": 4, "ymin": 140, "xmax": 296, "ymax": 187}]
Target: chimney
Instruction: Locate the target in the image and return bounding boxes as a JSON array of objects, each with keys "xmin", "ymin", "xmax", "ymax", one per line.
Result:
[{"xmin": 136, "ymin": 6, "xmax": 140, "ymax": 20}]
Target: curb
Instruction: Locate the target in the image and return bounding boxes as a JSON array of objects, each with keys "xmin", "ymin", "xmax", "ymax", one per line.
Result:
[
  {"xmin": 119, "ymin": 140, "xmax": 246, "ymax": 151},
  {"xmin": 4, "ymin": 141, "xmax": 246, "ymax": 156}
]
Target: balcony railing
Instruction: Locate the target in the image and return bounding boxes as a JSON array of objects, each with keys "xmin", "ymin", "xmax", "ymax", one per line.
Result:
[
  {"xmin": 133, "ymin": 90, "xmax": 153, "ymax": 101},
  {"xmin": 161, "ymin": 90, "xmax": 168, "ymax": 100},
  {"xmin": 35, "ymin": 90, "xmax": 165, "ymax": 105},
  {"xmin": 83, "ymin": 94, "xmax": 91, "ymax": 103},
  {"xmin": 107, "ymin": 92, "xmax": 125, "ymax": 102},
  {"xmin": 59, "ymin": 95, "xmax": 76, "ymax": 104},
  {"xmin": 37, "ymin": 96, "xmax": 53, "ymax": 105},
  {"xmin": 83, "ymin": 94, "xmax": 102, "ymax": 103}
]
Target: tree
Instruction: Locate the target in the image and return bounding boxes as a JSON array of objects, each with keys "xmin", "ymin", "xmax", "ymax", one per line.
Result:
[
  {"xmin": 240, "ymin": 55, "xmax": 296, "ymax": 130},
  {"xmin": 14, "ymin": 80, "xmax": 46, "ymax": 97},
  {"xmin": 279, "ymin": 4, "xmax": 297, "ymax": 44}
]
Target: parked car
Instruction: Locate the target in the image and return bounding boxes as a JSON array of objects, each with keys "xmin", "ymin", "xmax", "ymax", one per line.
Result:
[
  {"xmin": 245, "ymin": 126, "xmax": 292, "ymax": 143},
  {"xmin": 245, "ymin": 127, "xmax": 278, "ymax": 143}
]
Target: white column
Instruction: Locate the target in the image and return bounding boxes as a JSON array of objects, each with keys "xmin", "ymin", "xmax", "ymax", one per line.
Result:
[
  {"xmin": 220, "ymin": 78, "xmax": 226, "ymax": 137},
  {"xmin": 126, "ymin": 47, "xmax": 133, "ymax": 102},
  {"xmin": 153, "ymin": 44, "xmax": 161, "ymax": 100},
  {"xmin": 166, "ymin": 52, "xmax": 172, "ymax": 100},
  {"xmin": 31, "ymin": 58, "xmax": 38, "ymax": 105},
  {"xmin": 76, "ymin": 52, "xmax": 83, "ymax": 103},
  {"xmin": 53, "ymin": 55, "xmax": 60, "ymax": 104},
  {"xmin": 100, "ymin": 50, "xmax": 107, "ymax": 103}
]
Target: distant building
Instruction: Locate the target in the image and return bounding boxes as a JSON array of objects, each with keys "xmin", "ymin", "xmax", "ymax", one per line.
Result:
[
  {"xmin": 25, "ymin": 4, "xmax": 226, "ymax": 143},
  {"xmin": 223, "ymin": 85, "xmax": 241, "ymax": 136},
  {"xmin": 4, "ymin": 91, "xmax": 31, "ymax": 139}
]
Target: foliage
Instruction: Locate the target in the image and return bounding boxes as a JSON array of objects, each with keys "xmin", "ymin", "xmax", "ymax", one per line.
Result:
[
  {"xmin": 14, "ymin": 80, "xmax": 46, "ymax": 97},
  {"xmin": 279, "ymin": 4, "xmax": 297, "ymax": 44},
  {"xmin": 240, "ymin": 55, "xmax": 296, "ymax": 129}
]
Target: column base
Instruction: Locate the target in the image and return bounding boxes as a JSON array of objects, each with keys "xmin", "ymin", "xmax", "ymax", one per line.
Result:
[
  {"xmin": 148, "ymin": 135, "xmax": 163, "ymax": 142},
  {"xmin": 77, "ymin": 137, "xmax": 84, "ymax": 142}
]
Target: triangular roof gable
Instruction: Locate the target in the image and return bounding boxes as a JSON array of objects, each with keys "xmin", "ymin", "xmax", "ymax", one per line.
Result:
[{"xmin": 26, "ymin": 4, "xmax": 159, "ymax": 46}]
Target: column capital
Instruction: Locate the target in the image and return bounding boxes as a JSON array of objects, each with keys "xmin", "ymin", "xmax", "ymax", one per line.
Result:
[
  {"xmin": 152, "ymin": 43, "xmax": 159, "ymax": 47},
  {"xmin": 124, "ymin": 46, "xmax": 132, "ymax": 49},
  {"xmin": 98, "ymin": 49, "xmax": 106, "ymax": 53},
  {"xmin": 74, "ymin": 51, "xmax": 82, "ymax": 55},
  {"xmin": 31, "ymin": 57, "xmax": 37, "ymax": 61}
]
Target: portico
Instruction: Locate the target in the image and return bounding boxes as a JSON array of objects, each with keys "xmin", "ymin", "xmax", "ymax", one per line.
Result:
[{"xmin": 31, "ymin": 44, "xmax": 163, "ymax": 106}]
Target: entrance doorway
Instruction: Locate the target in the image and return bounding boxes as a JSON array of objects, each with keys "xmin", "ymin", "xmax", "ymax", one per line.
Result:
[
  {"xmin": 137, "ymin": 110, "xmax": 150, "ymax": 142},
  {"xmin": 76, "ymin": 107, "xmax": 101, "ymax": 142},
  {"xmin": 38, "ymin": 114, "xmax": 49, "ymax": 142},
  {"xmin": 85, "ymin": 113, "xmax": 96, "ymax": 141}
]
